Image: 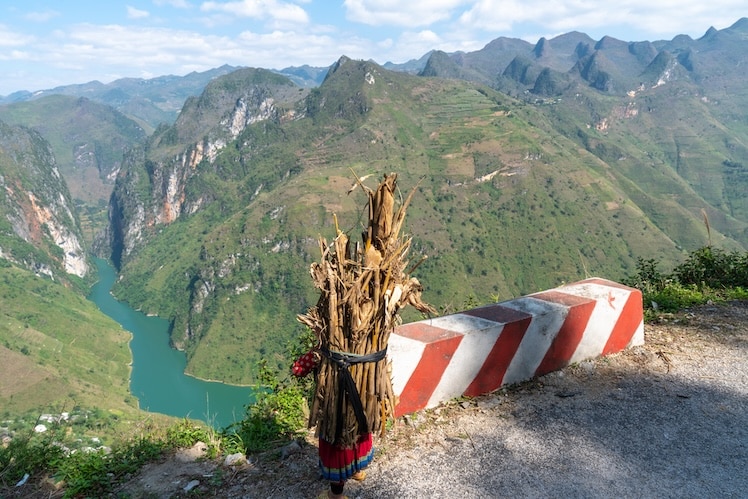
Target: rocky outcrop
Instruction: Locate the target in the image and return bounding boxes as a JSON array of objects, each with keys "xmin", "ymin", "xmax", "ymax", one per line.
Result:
[
  {"xmin": 0, "ymin": 121, "xmax": 89, "ymax": 278},
  {"xmin": 107, "ymin": 69, "xmax": 302, "ymax": 265},
  {"xmin": 25, "ymin": 190, "xmax": 87, "ymax": 276}
]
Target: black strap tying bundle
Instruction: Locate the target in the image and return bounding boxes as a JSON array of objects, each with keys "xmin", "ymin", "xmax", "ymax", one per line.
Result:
[{"xmin": 320, "ymin": 346, "xmax": 387, "ymax": 443}]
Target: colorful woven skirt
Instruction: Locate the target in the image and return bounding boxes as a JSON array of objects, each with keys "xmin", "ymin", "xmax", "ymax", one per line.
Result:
[{"xmin": 318, "ymin": 433, "xmax": 374, "ymax": 482}]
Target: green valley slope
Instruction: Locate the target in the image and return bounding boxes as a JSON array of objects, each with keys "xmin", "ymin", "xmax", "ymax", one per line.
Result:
[
  {"xmin": 0, "ymin": 264, "xmax": 136, "ymax": 417},
  {"xmin": 108, "ymin": 59, "xmax": 709, "ymax": 384}
]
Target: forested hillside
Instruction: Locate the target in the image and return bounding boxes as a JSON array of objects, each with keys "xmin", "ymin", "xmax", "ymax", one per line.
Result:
[{"xmin": 107, "ymin": 44, "xmax": 748, "ymax": 383}]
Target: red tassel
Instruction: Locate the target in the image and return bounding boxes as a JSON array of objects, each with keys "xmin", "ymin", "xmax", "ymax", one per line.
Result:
[{"xmin": 292, "ymin": 350, "xmax": 318, "ymax": 377}]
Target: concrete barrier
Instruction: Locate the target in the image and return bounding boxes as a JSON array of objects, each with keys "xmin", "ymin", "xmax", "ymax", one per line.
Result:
[{"xmin": 389, "ymin": 278, "xmax": 643, "ymax": 417}]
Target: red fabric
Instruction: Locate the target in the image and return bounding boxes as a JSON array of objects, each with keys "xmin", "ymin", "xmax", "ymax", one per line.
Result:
[
  {"xmin": 318, "ymin": 433, "xmax": 374, "ymax": 481},
  {"xmin": 292, "ymin": 350, "xmax": 318, "ymax": 377}
]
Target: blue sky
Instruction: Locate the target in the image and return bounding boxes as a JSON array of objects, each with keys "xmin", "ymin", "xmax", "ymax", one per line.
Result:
[{"xmin": 1, "ymin": 0, "xmax": 744, "ymax": 95}]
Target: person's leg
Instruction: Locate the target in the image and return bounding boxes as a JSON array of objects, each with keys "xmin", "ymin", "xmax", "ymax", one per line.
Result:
[{"xmin": 329, "ymin": 480, "xmax": 345, "ymax": 498}]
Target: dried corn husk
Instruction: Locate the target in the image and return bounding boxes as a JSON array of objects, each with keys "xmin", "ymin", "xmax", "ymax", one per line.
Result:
[{"xmin": 297, "ymin": 172, "xmax": 436, "ymax": 447}]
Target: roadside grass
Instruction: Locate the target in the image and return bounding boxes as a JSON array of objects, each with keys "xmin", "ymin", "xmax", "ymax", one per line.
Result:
[{"xmin": 0, "ymin": 330, "xmax": 315, "ymax": 497}]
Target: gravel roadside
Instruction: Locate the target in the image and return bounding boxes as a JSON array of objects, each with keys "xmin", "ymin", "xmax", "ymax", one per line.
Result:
[{"xmin": 362, "ymin": 304, "xmax": 747, "ymax": 499}]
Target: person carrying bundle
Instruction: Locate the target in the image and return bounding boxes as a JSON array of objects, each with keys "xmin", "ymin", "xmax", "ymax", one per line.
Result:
[{"xmin": 294, "ymin": 173, "xmax": 435, "ymax": 499}]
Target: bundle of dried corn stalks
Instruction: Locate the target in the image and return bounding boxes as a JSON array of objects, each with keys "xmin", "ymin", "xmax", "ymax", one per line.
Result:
[{"xmin": 297, "ymin": 172, "xmax": 436, "ymax": 448}]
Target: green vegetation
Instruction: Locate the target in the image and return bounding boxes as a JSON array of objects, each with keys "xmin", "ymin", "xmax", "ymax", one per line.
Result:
[
  {"xmin": 225, "ymin": 360, "xmax": 309, "ymax": 453},
  {"xmin": 114, "ymin": 63, "xmax": 705, "ymax": 384},
  {"xmin": 0, "ymin": 414, "xmax": 214, "ymax": 497},
  {"xmin": 55, "ymin": 436, "xmax": 163, "ymax": 497},
  {"xmin": 0, "ymin": 265, "xmax": 134, "ymax": 415},
  {"xmin": 0, "ymin": 333, "xmax": 314, "ymax": 497},
  {"xmin": 623, "ymin": 245, "xmax": 748, "ymax": 318},
  {"xmin": 4, "ymin": 25, "xmax": 748, "ymax": 497}
]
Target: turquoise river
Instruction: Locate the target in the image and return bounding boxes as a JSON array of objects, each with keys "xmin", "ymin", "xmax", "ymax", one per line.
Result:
[{"xmin": 87, "ymin": 258, "xmax": 255, "ymax": 429}]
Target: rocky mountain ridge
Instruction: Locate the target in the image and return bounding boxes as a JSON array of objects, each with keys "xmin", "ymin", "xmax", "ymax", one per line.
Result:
[
  {"xmin": 0, "ymin": 122, "xmax": 88, "ymax": 279},
  {"xmin": 424, "ymin": 17, "xmax": 748, "ymax": 99},
  {"xmin": 107, "ymin": 68, "xmax": 307, "ymax": 268},
  {"xmin": 0, "ymin": 95, "xmax": 147, "ymax": 210}
]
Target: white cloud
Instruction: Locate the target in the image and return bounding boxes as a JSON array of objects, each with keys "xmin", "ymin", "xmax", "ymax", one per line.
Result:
[
  {"xmin": 412, "ymin": 30, "xmax": 441, "ymax": 44},
  {"xmin": 1, "ymin": 50, "xmax": 31, "ymax": 61},
  {"xmin": 0, "ymin": 25, "xmax": 35, "ymax": 48},
  {"xmin": 24, "ymin": 10, "xmax": 60, "ymax": 23},
  {"xmin": 200, "ymin": 0, "xmax": 309, "ymax": 24},
  {"xmin": 343, "ymin": 0, "xmax": 472, "ymax": 27},
  {"xmin": 127, "ymin": 6, "xmax": 151, "ymax": 19},
  {"xmin": 154, "ymin": 0, "xmax": 193, "ymax": 7},
  {"xmin": 235, "ymin": 29, "xmax": 357, "ymax": 67},
  {"xmin": 458, "ymin": 0, "xmax": 570, "ymax": 31},
  {"xmin": 58, "ymin": 24, "xmax": 221, "ymax": 67},
  {"xmin": 456, "ymin": 0, "xmax": 744, "ymax": 40},
  {"xmin": 381, "ymin": 27, "xmax": 486, "ymax": 64},
  {"xmin": 1, "ymin": 0, "xmax": 745, "ymax": 95},
  {"xmin": 23, "ymin": 23, "xmax": 339, "ymax": 78}
]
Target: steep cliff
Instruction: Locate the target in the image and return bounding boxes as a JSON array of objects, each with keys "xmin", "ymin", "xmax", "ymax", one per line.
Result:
[
  {"xmin": 0, "ymin": 120, "xmax": 89, "ymax": 278},
  {"xmin": 108, "ymin": 68, "xmax": 306, "ymax": 268}
]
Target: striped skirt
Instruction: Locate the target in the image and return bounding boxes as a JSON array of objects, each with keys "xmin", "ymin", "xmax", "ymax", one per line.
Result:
[{"xmin": 318, "ymin": 433, "xmax": 374, "ymax": 482}]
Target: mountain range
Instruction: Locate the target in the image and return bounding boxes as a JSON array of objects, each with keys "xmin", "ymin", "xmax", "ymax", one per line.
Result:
[{"xmin": 1, "ymin": 18, "xmax": 747, "ymax": 410}]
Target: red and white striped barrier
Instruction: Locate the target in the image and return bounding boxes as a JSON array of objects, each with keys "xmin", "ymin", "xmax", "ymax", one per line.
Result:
[{"xmin": 389, "ymin": 278, "xmax": 643, "ymax": 416}]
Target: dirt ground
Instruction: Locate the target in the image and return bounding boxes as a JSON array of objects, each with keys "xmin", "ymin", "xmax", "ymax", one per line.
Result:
[{"xmin": 8, "ymin": 301, "xmax": 748, "ymax": 498}]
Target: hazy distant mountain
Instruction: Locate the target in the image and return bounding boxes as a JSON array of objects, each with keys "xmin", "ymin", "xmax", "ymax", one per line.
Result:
[
  {"xmin": 423, "ymin": 17, "xmax": 748, "ymax": 99},
  {"xmin": 0, "ymin": 96, "xmax": 146, "ymax": 206},
  {"xmin": 383, "ymin": 51, "xmax": 435, "ymax": 73},
  {"xmin": 276, "ymin": 64, "xmax": 329, "ymax": 86},
  {"xmin": 0, "ymin": 65, "xmax": 240, "ymax": 132},
  {"xmin": 0, "ymin": 64, "xmax": 336, "ymax": 128}
]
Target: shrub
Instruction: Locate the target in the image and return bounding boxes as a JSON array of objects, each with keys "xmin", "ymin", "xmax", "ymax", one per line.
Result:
[
  {"xmin": 166, "ymin": 418, "xmax": 220, "ymax": 458},
  {"xmin": 0, "ymin": 427, "xmax": 66, "ymax": 486},
  {"xmin": 674, "ymin": 246, "xmax": 748, "ymax": 288},
  {"xmin": 647, "ymin": 283, "xmax": 706, "ymax": 312},
  {"xmin": 55, "ymin": 437, "xmax": 164, "ymax": 498},
  {"xmin": 624, "ymin": 245, "xmax": 748, "ymax": 316},
  {"xmin": 624, "ymin": 257, "xmax": 669, "ymax": 295},
  {"xmin": 225, "ymin": 360, "xmax": 308, "ymax": 453},
  {"xmin": 166, "ymin": 418, "xmax": 211, "ymax": 448}
]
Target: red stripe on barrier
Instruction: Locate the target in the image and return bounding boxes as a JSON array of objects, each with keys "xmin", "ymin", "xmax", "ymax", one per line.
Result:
[
  {"xmin": 602, "ymin": 288, "xmax": 643, "ymax": 355},
  {"xmin": 394, "ymin": 324, "xmax": 463, "ymax": 416},
  {"xmin": 462, "ymin": 305, "xmax": 532, "ymax": 396},
  {"xmin": 532, "ymin": 291, "xmax": 596, "ymax": 376}
]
